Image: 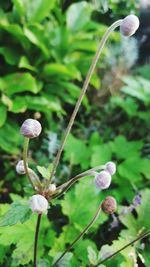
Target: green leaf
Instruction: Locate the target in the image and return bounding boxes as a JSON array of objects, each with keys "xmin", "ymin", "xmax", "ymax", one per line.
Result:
[
  {"xmin": 66, "ymin": 2, "xmax": 93, "ymax": 32},
  {"xmin": 88, "ymin": 246, "xmax": 98, "ymax": 265},
  {"xmin": 0, "ymin": 104, "xmax": 7, "ymax": 127},
  {"xmin": 64, "ymin": 134, "xmax": 91, "ymax": 169},
  {"xmin": 0, "ymin": 46, "xmax": 20, "ymax": 65},
  {"xmin": 26, "ymin": 0, "xmax": 56, "ymax": 23},
  {"xmin": 0, "ymin": 121, "xmax": 22, "ymax": 154},
  {"xmin": 91, "ymin": 143, "xmax": 112, "ymax": 166},
  {"xmin": 37, "ymin": 164, "xmax": 53, "ymax": 180},
  {"xmin": 18, "ymin": 56, "xmax": 37, "ymax": 72},
  {"xmin": 1, "ymin": 72, "xmax": 42, "ymax": 95},
  {"xmin": 0, "ymin": 201, "xmax": 31, "ymax": 226},
  {"xmin": 111, "ymin": 135, "xmax": 143, "ymax": 160}
]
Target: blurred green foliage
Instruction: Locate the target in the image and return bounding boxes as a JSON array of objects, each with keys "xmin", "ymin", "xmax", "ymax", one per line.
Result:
[{"xmin": 0, "ymin": 0, "xmax": 150, "ymax": 266}]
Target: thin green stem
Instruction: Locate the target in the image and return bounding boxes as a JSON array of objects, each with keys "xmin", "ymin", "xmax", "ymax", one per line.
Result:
[
  {"xmin": 23, "ymin": 138, "xmax": 36, "ymax": 190},
  {"xmin": 53, "ymin": 204, "xmax": 102, "ymax": 266},
  {"xmin": 29, "ymin": 169, "xmax": 43, "ymax": 191},
  {"xmin": 95, "ymin": 229, "xmax": 150, "ymax": 266},
  {"xmin": 53, "ymin": 165, "xmax": 104, "ymax": 199},
  {"xmin": 33, "ymin": 214, "xmax": 42, "ymax": 267},
  {"xmin": 47, "ymin": 19, "xmax": 123, "ymax": 185}
]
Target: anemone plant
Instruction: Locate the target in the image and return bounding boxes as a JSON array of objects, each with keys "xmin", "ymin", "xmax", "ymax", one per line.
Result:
[{"xmin": 15, "ymin": 14, "xmax": 147, "ymax": 267}]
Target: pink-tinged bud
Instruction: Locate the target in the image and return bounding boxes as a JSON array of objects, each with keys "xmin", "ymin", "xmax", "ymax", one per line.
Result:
[
  {"xmin": 94, "ymin": 171, "xmax": 111, "ymax": 189},
  {"xmin": 29, "ymin": 194, "xmax": 48, "ymax": 214},
  {"xmin": 16, "ymin": 160, "xmax": 26, "ymax": 175},
  {"xmin": 101, "ymin": 196, "xmax": 117, "ymax": 214},
  {"xmin": 120, "ymin": 15, "xmax": 140, "ymax": 37},
  {"xmin": 105, "ymin": 162, "xmax": 116, "ymax": 175},
  {"xmin": 49, "ymin": 184, "xmax": 56, "ymax": 193},
  {"xmin": 20, "ymin": 119, "xmax": 42, "ymax": 138}
]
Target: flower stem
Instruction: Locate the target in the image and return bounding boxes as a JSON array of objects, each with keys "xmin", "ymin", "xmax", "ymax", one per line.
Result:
[
  {"xmin": 48, "ymin": 19, "xmax": 123, "ymax": 185},
  {"xmin": 95, "ymin": 229, "xmax": 150, "ymax": 266},
  {"xmin": 33, "ymin": 214, "xmax": 42, "ymax": 267},
  {"xmin": 53, "ymin": 204, "xmax": 102, "ymax": 266},
  {"xmin": 53, "ymin": 165, "xmax": 104, "ymax": 199},
  {"xmin": 23, "ymin": 138, "xmax": 36, "ymax": 190}
]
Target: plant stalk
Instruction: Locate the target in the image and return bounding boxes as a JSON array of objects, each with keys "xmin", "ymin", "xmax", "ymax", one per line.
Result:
[
  {"xmin": 23, "ymin": 138, "xmax": 36, "ymax": 190},
  {"xmin": 95, "ymin": 229, "xmax": 150, "ymax": 266},
  {"xmin": 53, "ymin": 204, "xmax": 102, "ymax": 266},
  {"xmin": 33, "ymin": 214, "xmax": 42, "ymax": 267},
  {"xmin": 48, "ymin": 19, "xmax": 123, "ymax": 185}
]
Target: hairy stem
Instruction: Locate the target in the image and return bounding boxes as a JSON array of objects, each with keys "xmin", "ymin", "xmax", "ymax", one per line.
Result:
[
  {"xmin": 33, "ymin": 214, "xmax": 42, "ymax": 267},
  {"xmin": 29, "ymin": 169, "xmax": 43, "ymax": 191},
  {"xmin": 48, "ymin": 19, "xmax": 123, "ymax": 185},
  {"xmin": 95, "ymin": 229, "xmax": 150, "ymax": 266},
  {"xmin": 23, "ymin": 138, "xmax": 36, "ymax": 190},
  {"xmin": 53, "ymin": 204, "xmax": 102, "ymax": 266}
]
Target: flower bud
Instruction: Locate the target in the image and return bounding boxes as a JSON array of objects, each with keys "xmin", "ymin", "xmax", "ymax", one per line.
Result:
[
  {"xmin": 49, "ymin": 184, "xmax": 56, "ymax": 193},
  {"xmin": 101, "ymin": 196, "xmax": 117, "ymax": 214},
  {"xmin": 29, "ymin": 194, "xmax": 48, "ymax": 214},
  {"xmin": 105, "ymin": 162, "xmax": 116, "ymax": 175},
  {"xmin": 94, "ymin": 171, "xmax": 111, "ymax": 189},
  {"xmin": 120, "ymin": 15, "xmax": 140, "ymax": 37},
  {"xmin": 20, "ymin": 119, "xmax": 42, "ymax": 138},
  {"xmin": 16, "ymin": 160, "xmax": 26, "ymax": 175}
]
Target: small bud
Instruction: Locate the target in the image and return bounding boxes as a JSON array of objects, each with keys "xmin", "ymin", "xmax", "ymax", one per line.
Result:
[
  {"xmin": 16, "ymin": 160, "xmax": 26, "ymax": 175},
  {"xmin": 133, "ymin": 195, "xmax": 141, "ymax": 207},
  {"xmin": 20, "ymin": 119, "xmax": 42, "ymax": 138},
  {"xmin": 101, "ymin": 196, "xmax": 117, "ymax": 214},
  {"xmin": 94, "ymin": 171, "xmax": 111, "ymax": 189},
  {"xmin": 49, "ymin": 184, "xmax": 56, "ymax": 193},
  {"xmin": 29, "ymin": 194, "xmax": 48, "ymax": 214},
  {"xmin": 120, "ymin": 15, "xmax": 140, "ymax": 37},
  {"xmin": 105, "ymin": 162, "xmax": 116, "ymax": 175}
]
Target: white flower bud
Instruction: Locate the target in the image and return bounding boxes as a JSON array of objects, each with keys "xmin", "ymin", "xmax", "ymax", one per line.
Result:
[
  {"xmin": 94, "ymin": 171, "xmax": 111, "ymax": 189},
  {"xmin": 105, "ymin": 162, "xmax": 116, "ymax": 175},
  {"xmin": 29, "ymin": 194, "xmax": 48, "ymax": 214},
  {"xmin": 20, "ymin": 119, "xmax": 42, "ymax": 138},
  {"xmin": 120, "ymin": 15, "xmax": 140, "ymax": 37},
  {"xmin": 16, "ymin": 160, "xmax": 26, "ymax": 175},
  {"xmin": 49, "ymin": 184, "xmax": 56, "ymax": 193}
]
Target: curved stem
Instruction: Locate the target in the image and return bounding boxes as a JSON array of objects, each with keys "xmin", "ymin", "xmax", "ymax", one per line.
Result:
[
  {"xmin": 23, "ymin": 138, "xmax": 36, "ymax": 190},
  {"xmin": 48, "ymin": 19, "xmax": 123, "ymax": 185},
  {"xmin": 29, "ymin": 169, "xmax": 43, "ymax": 191},
  {"xmin": 53, "ymin": 165, "xmax": 104, "ymax": 199},
  {"xmin": 33, "ymin": 214, "xmax": 42, "ymax": 267},
  {"xmin": 95, "ymin": 229, "xmax": 150, "ymax": 266},
  {"xmin": 53, "ymin": 204, "xmax": 102, "ymax": 266}
]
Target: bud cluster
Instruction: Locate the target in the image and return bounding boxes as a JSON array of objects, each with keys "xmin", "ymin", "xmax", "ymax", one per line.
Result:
[{"xmin": 94, "ymin": 162, "xmax": 116, "ymax": 190}]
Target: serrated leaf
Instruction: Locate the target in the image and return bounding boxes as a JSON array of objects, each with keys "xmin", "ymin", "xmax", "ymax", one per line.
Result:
[
  {"xmin": 0, "ymin": 201, "xmax": 31, "ymax": 226},
  {"xmin": 37, "ymin": 164, "xmax": 53, "ymax": 180}
]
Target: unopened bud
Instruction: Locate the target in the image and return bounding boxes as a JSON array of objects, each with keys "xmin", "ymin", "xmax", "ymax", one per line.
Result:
[
  {"xmin": 94, "ymin": 171, "xmax": 111, "ymax": 189},
  {"xmin": 105, "ymin": 162, "xmax": 116, "ymax": 175},
  {"xmin": 20, "ymin": 119, "xmax": 42, "ymax": 138},
  {"xmin": 29, "ymin": 194, "xmax": 48, "ymax": 214},
  {"xmin": 16, "ymin": 160, "xmax": 26, "ymax": 175},
  {"xmin": 101, "ymin": 196, "xmax": 117, "ymax": 214},
  {"xmin": 120, "ymin": 15, "xmax": 140, "ymax": 37},
  {"xmin": 49, "ymin": 184, "xmax": 56, "ymax": 193}
]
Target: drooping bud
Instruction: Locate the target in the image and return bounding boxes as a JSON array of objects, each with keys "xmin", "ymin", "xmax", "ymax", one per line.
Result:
[
  {"xmin": 16, "ymin": 160, "xmax": 26, "ymax": 175},
  {"xmin": 101, "ymin": 196, "xmax": 117, "ymax": 214},
  {"xmin": 49, "ymin": 184, "xmax": 56, "ymax": 193},
  {"xmin": 29, "ymin": 194, "xmax": 48, "ymax": 214},
  {"xmin": 105, "ymin": 162, "xmax": 116, "ymax": 175},
  {"xmin": 120, "ymin": 15, "xmax": 140, "ymax": 37},
  {"xmin": 94, "ymin": 171, "xmax": 111, "ymax": 189},
  {"xmin": 20, "ymin": 119, "xmax": 42, "ymax": 138}
]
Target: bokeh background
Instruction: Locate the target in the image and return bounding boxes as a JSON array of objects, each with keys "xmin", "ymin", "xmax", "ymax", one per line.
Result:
[{"xmin": 0, "ymin": 0, "xmax": 150, "ymax": 266}]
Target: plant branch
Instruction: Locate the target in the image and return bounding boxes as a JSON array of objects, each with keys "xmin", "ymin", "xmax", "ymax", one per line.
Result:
[
  {"xmin": 48, "ymin": 19, "xmax": 123, "ymax": 185},
  {"xmin": 23, "ymin": 138, "xmax": 36, "ymax": 190},
  {"xmin": 53, "ymin": 165, "xmax": 104, "ymax": 199},
  {"xmin": 95, "ymin": 229, "xmax": 150, "ymax": 266},
  {"xmin": 53, "ymin": 204, "xmax": 102, "ymax": 266},
  {"xmin": 29, "ymin": 169, "xmax": 43, "ymax": 191},
  {"xmin": 33, "ymin": 214, "xmax": 42, "ymax": 267}
]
